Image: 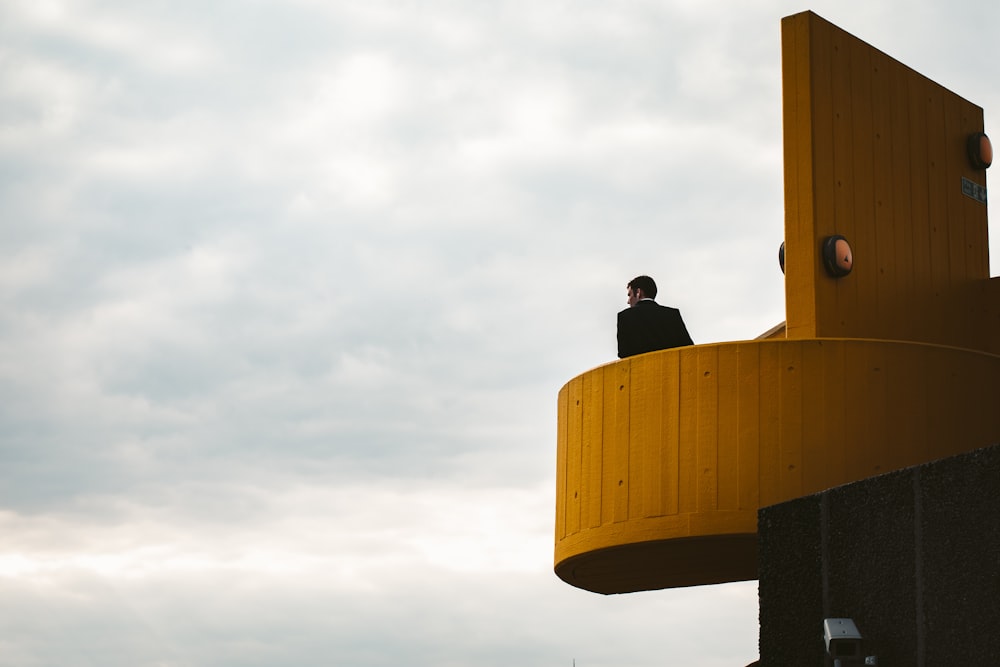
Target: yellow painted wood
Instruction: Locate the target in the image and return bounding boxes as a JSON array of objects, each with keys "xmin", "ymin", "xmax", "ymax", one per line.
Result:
[
  {"xmin": 554, "ymin": 340, "xmax": 1000, "ymax": 594},
  {"xmin": 678, "ymin": 348, "xmax": 699, "ymax": 514},
  {"xmin": 845, "ymin": 30, "xmax": 874, "ymax": 337},
  {"xmin": 555, "ymin": 378, "xmax": 568, "ymax": 542},
  {"xmin": 631, "ymin": 354, "xmax": 660, "ymax": 519},
  {"xmin": 781, "ymin": 11, "xmax": 819, "ymax": 339},
  {"xmin": 582, "ymin": 367, "xmax": 603, "ymax": 530},
  {"xmin": 756, "ymin": 342, "xmax": 781, "ymax": 508},
  {"xmin": 696, "ymin": 346, "xmax": 719, "ymax": 513},
  {"xmin": 798, "ymin": 339, "xmax": 827, "ymax": 493},
  {"xmin": 735, "ymin": 343, "xmax": 760, "ymax": 512},
  {"xmin": 971, "ymin": 277, "xmax": 1000, "ymax": 356},
  {"xmin": 565, "ymin": 376, "xmax": 582, "ymax": 537},
  {"xmin": 605, "ymin": 361, "xmax": 629, "ymax": 524},
  {"xmin": 659, "ymin": 350, "xmax": 681, "ymax": 517},
  {"xmin": 782, "ymin": 12, "xmax": 992, "ymax": 351},
  {"xmin": 716, "ymin": 344, "xmax": 739, "ymax": 512}
]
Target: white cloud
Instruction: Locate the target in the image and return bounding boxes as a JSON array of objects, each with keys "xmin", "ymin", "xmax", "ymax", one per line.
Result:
[{"xmin": 10, "ymin": 0, "xmax": 219, "ymax": 72}]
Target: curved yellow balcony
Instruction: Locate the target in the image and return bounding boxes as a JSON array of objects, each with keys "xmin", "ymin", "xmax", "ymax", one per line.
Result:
[{"xmin": 554, "ymin": 338, "xmax": 1000, "ymax": 594}]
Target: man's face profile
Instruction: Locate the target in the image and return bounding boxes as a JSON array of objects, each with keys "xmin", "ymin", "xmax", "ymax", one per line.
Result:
[{"xmin": 627, "ymin": 286, "xmax": 639, "ymax": 307}]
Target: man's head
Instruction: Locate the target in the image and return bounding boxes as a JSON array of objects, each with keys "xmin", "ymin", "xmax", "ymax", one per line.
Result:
[{"xmin": 626, "ymin": 275, "xmax": 657, "ymax": 307}]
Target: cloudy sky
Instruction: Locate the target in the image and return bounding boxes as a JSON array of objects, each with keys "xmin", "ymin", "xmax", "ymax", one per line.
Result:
[{"xmin": 1, "ymin": 1, "xmax": 998, "ymax": 665}]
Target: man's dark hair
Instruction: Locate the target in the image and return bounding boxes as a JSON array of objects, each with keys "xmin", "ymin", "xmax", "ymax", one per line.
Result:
[{"xmin": 628, "ymin": 275, "xmax": 657, "ymax": 299}]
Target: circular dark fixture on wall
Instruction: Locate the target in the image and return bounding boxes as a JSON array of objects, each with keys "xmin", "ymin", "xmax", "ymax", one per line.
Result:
[
  {"xmin": 822, "ymin": 235, "xmax": 853, "ymax": 277},
  {"xmin": 778, "ymin": 241, "xmax": 785, "ymax": 274},
  {"xmin": 967, "ymin": 132, "xmax": 993, "ymax": 170}
]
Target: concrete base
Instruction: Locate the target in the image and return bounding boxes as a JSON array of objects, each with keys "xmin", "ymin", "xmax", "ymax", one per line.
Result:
[{"xmin": 758, "ymin": 443, "xmax": 1000, "ymax": 665}]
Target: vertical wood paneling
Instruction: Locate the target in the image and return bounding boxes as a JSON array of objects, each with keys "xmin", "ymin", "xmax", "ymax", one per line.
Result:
[
  {"xmin": 782, "ymin": 13, "xmax": 819, "ymax": 339},
  {"xmin": 841, "ymin": 343, "xmax": 885, "ymax": 480},
  {"xmin": 863, "ymin": 344, "xmax": 889, "ymax": 476},
  {"xmin": 962, "ymin": 221, "xmax": 989, "ymax": 343},
  {"xmin": 939, "ymin": 355, "xmax": 964, "ymax": 461},
  {"xmin": 885, "ymin": 343, "xmax": 928, "ymax": 467},
  {"xmin": 847, "ymin": 32, "xmax": 877, "ymax": 336},
  {"xmin": 778, "ymin": 342, "xmax": 804, "ymax": 499},
  {"xmin": 871, "ymin": 49, "xmax": 896, "ymax": 340},
  {"xmin": 841, "ymin": 344, "xmax": 867, "ymax": 481},
  {"xmin": 757, "ymin": 343, "xmax": 782, "ymax": 507},
  {"xmin": 555, "ymin": 339, "xmax": 1000, "ymax": 592},
  {"xmin": 678, "ymin": 348, "xmax": 699, "ymax": 513},
  {"xmin": 785, "ymin": 13, "xmax": 988, "ymax": 350},
  {"xmin": 696, "ymin": 346, "xmax": 720, "ymax": 512},
  {"xmin": 970, "ymin": 354, "xmax": 1000, "ymax": 444},
  {"xmin": 824, "ymin": 340, "xmax": 848, "ymax": 486},
  {"xmin": 659, "ymin": 349, "xmax": 681, "ymax": 516},
  {"xmin": 923, "ymin": 345, "xmax": 947, "ymax": 463},
  {"xmin": 923, "ymin": 349, "xmax": 950, "ymax": 460},
  {"xmin": 944, "ymin": 93, "xmax": 967, "ymax": 345},
  {"xmin": 628, "ymin": 356, "xmax": 653, "ymax": 518},
  {"xmin": 963, "ymin": 167, "xmax": 990, "ymax": 286},
  {"xmin": 717, "ymin": 344, "xmax": 740, "ymax": 511},
  {"xmin": 907, "ymin": 73, "xmax": 933, "ymax": 340},
  {"xmin": 950, "ymin": 99, "xmax": 986, "ymax": 329},
  {"xmin": 808, "ymin": 19, "xmax": 835, "ymax": 336},
  {"xmin": 888, "ymin": 57, "xmax": 915, "ymax": 338},
  {"xmin": 966, "ymin": 176, "xmax": 990, "ymax": 281},
  {"xmin": 737, "ymin": 344, "xmax": 761, "ymax": 511},
  {"xmin": 633, "ymin": 354, "xmax": 665, "ymax": 518},
  {"xmin": 558, "ymin": 340, "xmax": 1000, "ymax": 533},
  {"xmin": 555, "ymin": 385, "xmax": 568, "ymax": 540},
  {"xmin": 582, "ymin": 367, "xmax": 604, "ymax": 529},
  {"xmin": 565, "ymin": 376, "xmax": 583, "ymax": 535},
  {"xmin": 924, "ymin": 79, "xmax": 949, "ymax": 344},
  {"xmin": 827, "ymin": 25, "xmax": 858, "ymax": 338},
  {"xmin": 604, "ymin": 361, "xmax": 630, "ymax": 524},
  {"xmin": 944, "ymin": 93, "xmax": 969, "ymax": 285},
  {"xmin": 799, "ymin": 340, "xmax": 828, "ymax": 494}
]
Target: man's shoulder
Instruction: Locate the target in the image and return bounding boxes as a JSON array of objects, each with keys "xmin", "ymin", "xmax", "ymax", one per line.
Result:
[
  {"xmin": 621, "ymin": 301, "xmax": 673, "ymax": 315},
  {"xmin": 646, "ymin": 301, "xmax": 680, "ymax": 315}
]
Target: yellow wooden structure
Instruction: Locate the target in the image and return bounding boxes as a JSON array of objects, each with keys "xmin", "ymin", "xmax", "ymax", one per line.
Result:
[{"xmin": 554, "ymin": 11, "xmax": 1000, "ymax": 594}]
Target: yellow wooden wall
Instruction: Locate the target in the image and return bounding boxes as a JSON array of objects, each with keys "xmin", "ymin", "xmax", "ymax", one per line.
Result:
[
  {"xmin": 782, "ymin": 12, "xmax": 992, "ymax": 349},
  {"xmin": 555, "ymin": 339, "xmax": 1000, "ymax": 593}
]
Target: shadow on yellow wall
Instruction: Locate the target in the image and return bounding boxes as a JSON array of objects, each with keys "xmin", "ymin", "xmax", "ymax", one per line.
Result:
[{"xmin": 554, "ymin": 11, "xmax": 1000, "ymax": 595}]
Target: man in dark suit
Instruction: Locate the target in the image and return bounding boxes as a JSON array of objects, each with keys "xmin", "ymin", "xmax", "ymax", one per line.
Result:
[{"xmin": 617, "ymin": 275, "xmax": 694, "ymax": 358}]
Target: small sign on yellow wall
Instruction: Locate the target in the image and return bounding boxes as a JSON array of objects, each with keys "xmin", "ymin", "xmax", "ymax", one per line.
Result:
[{"xmin": 962, "ymin": 177, "xmax": 987, "ymax": 204}]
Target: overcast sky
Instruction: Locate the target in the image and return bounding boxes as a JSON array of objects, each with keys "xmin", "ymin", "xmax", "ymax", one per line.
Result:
[{"xmin": 1, "ymin": 1, "xmax": 998, "ymax": 666}]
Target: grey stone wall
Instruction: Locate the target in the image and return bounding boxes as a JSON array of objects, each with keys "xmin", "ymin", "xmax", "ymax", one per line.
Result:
[{"xmin": 758, "ymin": 444, "xmax": 1000, "ymax": 666}]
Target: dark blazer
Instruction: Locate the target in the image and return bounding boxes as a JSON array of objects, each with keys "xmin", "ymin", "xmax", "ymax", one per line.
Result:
[{"xmin": 617, "ymin": 300, "xmax": 694, "ymax": 358}]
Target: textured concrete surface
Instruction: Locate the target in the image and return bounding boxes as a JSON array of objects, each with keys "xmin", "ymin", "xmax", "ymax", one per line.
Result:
[{"xmin": 758, "ymin": 443, "xmax": 1000, "ymax": 665}]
